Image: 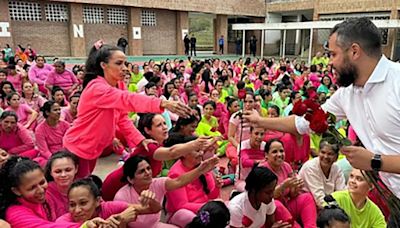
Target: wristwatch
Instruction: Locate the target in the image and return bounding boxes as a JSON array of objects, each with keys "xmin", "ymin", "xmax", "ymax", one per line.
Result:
[{"xmin": 371, "ymin": 154, "xmax": 382, "ymax": 171}]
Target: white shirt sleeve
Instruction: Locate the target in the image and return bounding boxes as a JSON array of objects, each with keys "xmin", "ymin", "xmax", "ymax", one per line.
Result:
[
  {"xmin": 228, "ymin": 204, "xmax": 244, "ymax": 227},
  {"xmin": 295, "ymin": 115, "xmax": 310, "ymax": 135}
]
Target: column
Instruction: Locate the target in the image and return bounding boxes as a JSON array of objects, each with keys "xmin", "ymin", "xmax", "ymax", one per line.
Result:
[
  {"xmin": 176, "ymin": 11, "xmax": 189, "ymax": 55},
  {"xmin": 387, "ymin": 3, "xmax": 398, "ymax": 59},
  {"xmin": 69, "ymin": 3, "xmax": 86, "ymax": 57},
  {"xmin": 128, "ymin": 7, "xmax": 143, "ymax": 56},
  {"xmin": 214, "ymin": 14, "xmax": 228, "ymax": 54},
  {"xmin": 0, "ymin": 0, "xmax": 13, "ymax": 48}
]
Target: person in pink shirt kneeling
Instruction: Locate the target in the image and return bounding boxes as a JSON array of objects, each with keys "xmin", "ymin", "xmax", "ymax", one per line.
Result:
[
  {"xmin": 35, "ymin": 101, "xmax": 70, "ymax": 165},
  {"xmin": 260, "ymin": 139, "xmax": 317, "ymax": 228},
  {"xmin": 166, "ymin": 138, "xmax": 223, "ymax": 227},
  {"xmin": 114, "ymin": 155, "xmax": 218, "ymax": 228},
  {"xmin": 0, "ymin": 111, "xmax": 37, "ymax": 159},
  {"xmin": 63, "ymin": 43, "xmax": 191, "ymax": 179}
]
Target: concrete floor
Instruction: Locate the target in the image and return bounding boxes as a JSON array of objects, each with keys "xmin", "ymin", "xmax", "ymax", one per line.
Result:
[{"xmin": 93, "ymin": 154, "xmax": 233, "ymax": 201}]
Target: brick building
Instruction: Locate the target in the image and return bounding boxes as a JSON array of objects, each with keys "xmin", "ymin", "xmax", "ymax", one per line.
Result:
[{"xmin": 0, "ymin": 0, "xmax": 265, "ymax": 57}]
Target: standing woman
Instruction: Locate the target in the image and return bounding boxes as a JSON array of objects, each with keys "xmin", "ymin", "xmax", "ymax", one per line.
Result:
[{"xmin": 63, "ymin": 42, "xmax": 191, "ymax": 178}]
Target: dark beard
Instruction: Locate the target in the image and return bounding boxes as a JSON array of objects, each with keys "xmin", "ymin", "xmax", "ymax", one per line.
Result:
[{"xmin": 335, "ymin": 62, "xmax": 358, "ymax": 87}]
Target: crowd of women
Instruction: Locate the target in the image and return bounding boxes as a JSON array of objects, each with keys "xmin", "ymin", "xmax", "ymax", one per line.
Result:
[{"xmin": 0, "ymin": 41, "xmax": 389, "ymax": 228}]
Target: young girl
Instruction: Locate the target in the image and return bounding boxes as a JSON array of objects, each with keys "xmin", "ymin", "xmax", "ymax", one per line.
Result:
[
  {"xmin": 5, "ymin": 92, "xmax": 38, "ymax": 129},
  {"xmin": 44, "ymin": 151, "xmax": 79, "ymax": 218},
  {"xmin": 35, "ymin": 101, "xmax": 70, "ymax": 164},
  {"xmin": 114, "ymin": 155, "xmax": 218, "ymax": 227},
  {"xmin": 63, "ymin": 43, "xmax": 190, "ymax": 178},
  {"xmin": 0, "ymin": 157, "xmax": 104, "ymax": 227}
]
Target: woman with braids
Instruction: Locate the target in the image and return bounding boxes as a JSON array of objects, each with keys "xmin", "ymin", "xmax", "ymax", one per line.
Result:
[
  {"xmin": 165, "ymin": 137, "xmax": 223, "ymax": 227},
  {"xmin": 63, "ymin": 41, "xmax": 191, "ymax": 178},
  {"xmin": 0, "ymin": 156, "xmax": 110, "ymax": 227}
]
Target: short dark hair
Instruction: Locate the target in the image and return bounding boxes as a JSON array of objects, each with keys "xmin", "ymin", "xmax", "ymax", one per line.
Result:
[
  {"xmin": 330, "ymin": 17, "xmax": 382, "ymax": 58},
  {"xmin": 245, "ymin": 166, "xmax": 277, "ymax": 193}
]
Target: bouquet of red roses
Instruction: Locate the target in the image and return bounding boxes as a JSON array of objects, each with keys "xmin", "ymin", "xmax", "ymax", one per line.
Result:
[{"xmin": 291, "ymin": 88, "xmax": 351, "ymax": 147}]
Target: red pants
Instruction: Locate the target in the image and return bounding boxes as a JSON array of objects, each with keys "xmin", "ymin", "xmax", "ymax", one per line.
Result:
[{"xmin": 76, "ymin": 156, "xmax": 97, "ymax": 178}]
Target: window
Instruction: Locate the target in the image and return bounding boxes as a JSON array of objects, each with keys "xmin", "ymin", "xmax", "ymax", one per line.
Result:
[
  {"xmin": 141, "ymin": 10, "xmax": 156, "ymax": 26},
  {"xmin": 107, "ymin": 7, "xmax": 127, "ymax": 24},
  {"xmin": 9, "ymin": 1, "xmax": 42, "ymax": 21},
  {"xmin": 45, "ymin": 3, "xmax": 68, "ymax": 22},
  {"xmin": 83, "ymin": 6, "xmax": 104, "ymax": 24}
]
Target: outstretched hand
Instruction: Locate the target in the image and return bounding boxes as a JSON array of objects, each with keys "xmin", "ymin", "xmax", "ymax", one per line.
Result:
[
  {"xmin": 243, "ymin": 109, "xmax": 262, "ymax": 126},
  {"xmin": 341, "ymin": 146, "xmax": 374, "ymax": 171},
  {"xmin": 198, "ymin": 156, "xmax": 219, "ymax": 174},
  {"xmin": 161, "ymin": 100, "xmax": 192, "ymax": 118}
]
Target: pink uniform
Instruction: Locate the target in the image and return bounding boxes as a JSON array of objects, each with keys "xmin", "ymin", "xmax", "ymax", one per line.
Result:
[
  {"xmin": 28, "ymin": 64, "xmax": 54, "ymax": 86},
  {"xmin": 56, "ymin": 201, "xmax": 128, "ymax": 224},
  {"xmin": 45, "ymin": 70, "xmax": 78, "ymax": 93},
  {"xmin": 0, "ymin": 123, "xmax": 36, "ymax": 158},
  {"xmin": 60, "ymin": 107, "xmax": 75, "ymax": 124},
  {"xmin": 35, "ymin": 120, "xmax": 70, "ymax": 159},
  {"xmin": 63, "ymin": 76, "xmax": 163, "ymax": 177},
  {"xmin": 46, "ymin": 182, "xmax": 69, "ymax": 219},
  {"xmin": 7, "ymin": 74, "xmax": 23, "ymax": 93},
  {"xmin": 6, "ymin": 103, "xmax": 32, "ymax": 126},
  {"xmin": 166, "ymin": 160, "xmax": 220, "ymax": 227},
  {"xmin": 280, "ymin": 133, "xmax": 310, "ymax": 171},
  {"xmin": 114, "ymin": 178, "xmax": 176, "ymax": 228},
  {"xmin": 20, "ymin": 95, "xmax": 47, "ymax": 112},
  {"xmin": 5, "ymin": 197, "xmax": 80, "ymax": 227},
  {"xmin": 261, "ymin": 161, "xmax": 317, "ymax": 228}
]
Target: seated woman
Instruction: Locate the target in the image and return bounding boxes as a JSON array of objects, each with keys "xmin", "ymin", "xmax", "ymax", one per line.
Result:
[
  {"xmin": 260, "ymin": 139, "xmax": 317, "ymax": 227},
  {"xmin": 0, "ymin": 156, "xmax": 103, "ymax": 227},
  {"xmin": 169, "ymin": 114, "xmax": 199, "ymax": 137},
  {"xmin": 227, "ymin": 92, "xmax": 256, "ymax": 172},
  {"xmin": 44, "ymin": 151, "xmax": 78, "ymax": 218},
  {"xmin": 60, "ymin": 92, "xmax": 80, "ymax": 124},
  {"xmin": 51, "ymin": 86, "xmax": 68, "ymax": 107},
  {"xmin": 0, "ymin": 147, "xmax": 10, "ymax": 168},
  {"xmin": 35, "ymin": 101, "xmax": 70, "ymax": 165},
  {"xmin": 235, "ymin": 126, "xmax": 266, "ymax": 192},
  {"xmin": 0, "ymin": 81, "xmax": 16, "ymax": 109},
  {"xmin": 165, "ymin": 141, "xmax": 223, "ymax": 227},
  {"xmin": 28, "ymin": 55, "xmax": 54, "ymax": 95},
  {"xmin": 0, "ymin": 111, "xmax": 37, "ymax": 159},
  {"xmin": 218, "ymin": 97, "xmax": 239, "ymax": 139},
  {"xmin": 56, "ymin": 178, "xmax": 154, "ymax": 227},
  {"xmin": 228, "ymin": 166, "xmax": 291, "ymax": 228},
  {"xmin": 102, "ymin": 113, "xmax": 212, "ymax": 201},
  {"xmin": 298, "ymin": 140, "xmax": 346, "ymax": 209},
  {"xmin": 20, "ymin": 81, "xmax": 47, "ymax": 114},
  {"xmin": 45, "ymin": 61, "xmax": 78, "ymax": 97},
  {"xmin": 280, "ymin": 131, "xmax": 311, "ymax": 172},
  {"xmin": 187, "ymin": 201, "xmax": 230, "ymax": 228},
  {"xmin": 329, "ymin": 168, "xmax": 386, "ymax": 228},
  {"xmin": 5, "ymin": 92, "xmax": 38, "ymax": 130},
  {"xmin": 114, "ymin": 155, "xmax": 218, "ymax": 227},
  {"xmin": 196, "ymin": 100, "xmax": 221, "ymax": 137},
  {"xmin": 209, "ymin": 89, "xmax": 228, "ymax": 120},
  {"xmin": 6, "ymin": 64, "xmax": 26, "ymax": 94}
]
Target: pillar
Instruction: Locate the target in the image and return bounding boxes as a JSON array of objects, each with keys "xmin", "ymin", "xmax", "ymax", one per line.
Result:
[
  {"xmin": 69, "ymin": 3, "xmax": 86, "ymax": 57},
  {"xmin": 128, "ymin": 7, "xmax": 143, "ymax": 56},
  {"xmin": 0, "ymin": 0, "xmax": 13, "ymax": 49},
  {"xmin": 214, "ymin": 14, "xmax": 228, "ymax": 54},
  {"xmin": 176, "ymin": 11, "xmax": 189, "ymax": 55},
  {"xmin": 387, "ymin": 1, "xmax": 398, "ymax": 59}
]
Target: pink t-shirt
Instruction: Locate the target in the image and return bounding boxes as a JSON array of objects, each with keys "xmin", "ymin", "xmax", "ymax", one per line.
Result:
[
  {"xmin": 280, "ymin": 133, "xmax": 310, "ymax": 171},
  {"xmin": 239, "ymin": 139, "xmax": 266, "ymax": 181},
  {"xmin": 46, "ymin": 70, "xmax": 78, "ymax": 92},
  {"xmin": 7, "ymin": 74, "xmax": 23, "ymax": 93},
  {"xmin": 114, "ymin": 178, "xmax": 167, "ymax": 227},
  {"xmin": 60, "ymin": 107, "xmax": 76, "ymax": 124},
  {"xmin": 166, "ymin": 160, "xmax": 220, "ymax": 214},
  {"xmin": 46, "ymin": 182, "xmax": 69, "ymax": 219},
  {"xmin": 309, "ymin": 72, "xmax": 321, "ymax": 88},
  {"xmin": 0, "ymin": 123, "xmax": 35, "ymax": 154},
  {"xmin": 63, "ymin": 76, "xmax": 163, "ymax": 160},
  {"xmin": 56, "ymin": 201, "xmax": 128, "ymax": 224},
  {"xmin": 35, "ymin": 120, "xmax": 70, "ymax": 159},
  {"xmin": 261, "ymin": 161, "xmax": 294, "ymax": 185},
  {"xmin": 29, "ymin": 64, "xmax": 54, "ymax": 85},
  {"xmin": 20, "ymin": 95, "xmax": 47, "ymax": 112},
  {"xmin": 6, "ymin": 103, "xmax": 32, "ymax": 126}
]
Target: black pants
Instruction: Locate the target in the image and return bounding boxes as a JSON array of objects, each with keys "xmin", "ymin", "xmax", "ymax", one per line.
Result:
[
  {"xmin": 219, "ymin": 44, "xmax": 224, "ymax": 54},
  {"xmin": 191, "ymin": 46, "xmax": 196, "ymax": 56},
  {"xmin": 184, "ymin": 45, "xmax": 189, "ymax": 55}
]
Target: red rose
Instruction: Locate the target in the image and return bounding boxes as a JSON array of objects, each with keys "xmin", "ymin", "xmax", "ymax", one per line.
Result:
[
  {"xmin": 242, "ymin": 215, "xmax": 253, "ymax": 227},
  {"xmin": 292, "ymin": 101, "xmax": 308, "ymax": 116},
  {"xmin": 309, "ymin": 109, "xmax": 329, "ymax": 134},
  {"xmin": 304, "ymin": 99, "xmax": 319, "ymax": 111},
  {"xmin": 238, "ymin": 89, "xmax": 246, "ymax": 100},
  {"xmin": 307, "ymin": 88, "xmax": 318, "ymax": 100}
]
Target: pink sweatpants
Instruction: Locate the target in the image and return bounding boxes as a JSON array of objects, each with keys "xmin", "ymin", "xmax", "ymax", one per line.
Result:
[
  {"xmin": 18, "ymin": 149, "xmax": 38, "ymax": 159},
  {"xmin": 168, "ymin": 209, "xmax": 196, "ymax": 228},
  {"xmin": 226, "ymin": 143, "xmax": 238, "ymax": 168},
  {"xmin": 274, "ymin": 200, "xmax": 301, "ymax": 228},
  {"xmin": 285, "ymin": 192, "xmax": 317, "ymax": 228},
  {"xmin": 76, "ymin": 157, "xmax": 97, "ymax": 178}
]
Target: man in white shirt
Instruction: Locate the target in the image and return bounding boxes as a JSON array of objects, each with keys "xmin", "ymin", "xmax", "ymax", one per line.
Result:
[{"xmin": 244, "ymin": 17, "xmax": 400, "ymax": 201}]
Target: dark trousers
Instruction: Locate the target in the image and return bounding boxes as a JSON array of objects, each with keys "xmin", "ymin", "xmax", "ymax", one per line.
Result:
[
  {"xmin": 191, "ymin": 45, "xmax": 196, "ymax": 56},
  {"xmin": 184, "ymin": 45, "xmax": 189, "ymax": 55},
  {"xmin": 219, "ymin": 44, "xmax": 224, "ymax": 54}
]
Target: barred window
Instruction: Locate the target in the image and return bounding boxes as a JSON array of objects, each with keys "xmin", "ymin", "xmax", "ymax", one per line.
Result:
[
  {"xmin": 141, "ymin": 10, "xmax": 156, "ymax": 26},
  {"xmin": 9, "ymin": 1, "xmax": 42, "ymax": 21},
  {"xmin": 107, "ymin": 7, "xmax": 127, "ymax": 24},
  {"xmin": 83, "ymin": 6, "xmax": 104, "ymax": 24},
  {"xmin": 45, "ymin": 3, "xmax": 68, "ymax": 22}
]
